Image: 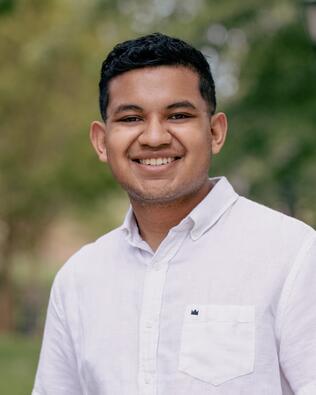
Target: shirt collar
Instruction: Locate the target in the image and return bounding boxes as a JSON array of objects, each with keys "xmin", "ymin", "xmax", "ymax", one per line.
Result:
[
  {"xmin": 120, "ymin": 206, "xmax": 139, "ymax": 242},
  {"xmin": 120, "ymin": 205, "xmax": 151, "ymax": 250},
  {"xmin": 120, "ymin": 176, "xmax": 239, "ymax": 242},
  {"xmin": 188, "ymin": 176, "xmax": 239, "ymax": 240}
]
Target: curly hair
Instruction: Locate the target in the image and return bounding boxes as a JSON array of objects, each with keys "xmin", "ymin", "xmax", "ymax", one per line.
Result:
[{"xmin": 99, "ymin": 32, "xmax": 216, "ymax": 120}]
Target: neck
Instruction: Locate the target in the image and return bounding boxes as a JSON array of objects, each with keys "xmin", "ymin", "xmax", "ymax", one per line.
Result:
[{"xmin": 130, "ymin": 180, "xmax": 213, "ymax": 251}]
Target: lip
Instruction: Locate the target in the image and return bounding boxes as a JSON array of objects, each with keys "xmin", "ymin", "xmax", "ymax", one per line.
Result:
[
  {"xmin": 129, "ymin": 153, "xmax": 183, "ymax": 161},
  {"xmin": 130, "ymin": 156, "xmax": 182, "ymax": 173}
]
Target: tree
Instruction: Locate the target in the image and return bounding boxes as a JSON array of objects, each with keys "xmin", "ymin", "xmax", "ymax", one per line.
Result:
[
  {"xmin": 1, "ymin": 0, "xmax": 315, "ymax": 332},
  {"xmin": 0, "ymin": 0, "xmax": 126, "ymax": 331}
]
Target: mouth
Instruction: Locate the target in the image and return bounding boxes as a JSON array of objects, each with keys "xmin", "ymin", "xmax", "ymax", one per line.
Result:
[{"xmin": 132, "ymin": 156, "xmax": 182, "ymax": 166}]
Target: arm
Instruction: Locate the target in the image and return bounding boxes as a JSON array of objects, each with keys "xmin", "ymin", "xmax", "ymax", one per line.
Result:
[
  {"xmin": 277, "ymin": 234, "xmax": 316, "ymax": 394},
  {"xmin": 32, "ymin": 270, "xmax": 83, "ymax": 395}
]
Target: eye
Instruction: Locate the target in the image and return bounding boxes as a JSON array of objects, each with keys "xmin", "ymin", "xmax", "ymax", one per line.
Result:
[
  {"xmin": 169, "ymin": 113, "xmax": 193, "ymax": 120},
  {"xmin": 119, "ymin": 116, "xmax": 143, "ymax": 123}
]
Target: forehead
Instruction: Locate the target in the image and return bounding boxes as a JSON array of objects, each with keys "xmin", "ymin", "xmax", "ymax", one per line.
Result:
[{"xmin": 107, "ymin": 66, "xmax": 207, "ymax": 111}]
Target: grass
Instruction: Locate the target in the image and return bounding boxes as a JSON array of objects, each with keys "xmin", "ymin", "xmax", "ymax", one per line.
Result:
[{"xmin": 0, "ymin": 334, "xmax": 41, "ymax": 395}]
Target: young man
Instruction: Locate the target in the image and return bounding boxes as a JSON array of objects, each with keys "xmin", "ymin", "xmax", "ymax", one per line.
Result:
[{"xmin": 32, "ymin": 33, "xmax": 316, "ymax": 395}]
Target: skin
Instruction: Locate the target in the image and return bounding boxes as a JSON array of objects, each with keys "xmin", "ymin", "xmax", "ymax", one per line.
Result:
[{"xmin": 90, "ymin": 66, "xmax": 227, "ymax": 250}]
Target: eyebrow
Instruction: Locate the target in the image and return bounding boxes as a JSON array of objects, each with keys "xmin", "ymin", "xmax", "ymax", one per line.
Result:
[
  {"xmin": 113, "ymin": 100, "xmax": 197, "ymax": 115},
  {"xmin": 166, "ymin": 101, "xmax": 197, "ymax": 111},
  {"xmin": 113, "ymin": 104, "xmax": 143, "ymax": 115}
]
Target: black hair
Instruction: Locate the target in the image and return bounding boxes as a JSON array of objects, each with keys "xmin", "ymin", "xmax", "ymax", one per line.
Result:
[{"xmin": 99, "ymin": 32, "xmax": 216, "ymax": 120}]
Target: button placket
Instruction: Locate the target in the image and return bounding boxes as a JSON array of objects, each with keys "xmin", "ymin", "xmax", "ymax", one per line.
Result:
[
  {"xmin": 138, "ymin": 229, "xmax": 190, "ymax": 395},
  {"xmin": 138, "ymin": 263, "xmax": 168, "ymax": 395}
]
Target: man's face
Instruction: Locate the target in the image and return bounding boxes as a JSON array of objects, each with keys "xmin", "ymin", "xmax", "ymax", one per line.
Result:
[{"xmin": 91, "ymin": 66, "xmax": 227, "ymax": 205}]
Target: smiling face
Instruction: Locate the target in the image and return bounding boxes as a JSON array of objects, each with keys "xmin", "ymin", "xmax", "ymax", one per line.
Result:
[{"xmin": 90, "ymin": 66, "xmax": 227, "ymax": 206}]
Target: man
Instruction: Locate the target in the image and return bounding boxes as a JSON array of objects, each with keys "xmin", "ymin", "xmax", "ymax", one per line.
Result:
[{"xmin": 32, "ymin": 33, "xmax": 316, "ymax": 395}]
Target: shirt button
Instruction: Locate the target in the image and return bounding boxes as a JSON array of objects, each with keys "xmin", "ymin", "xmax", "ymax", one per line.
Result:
[
  {"xmin": 146, "ymin": 321, "xmax": 153, "ymax": 328},
  {"xmin": 144, "ymin": 375, "xmax": 153, "ymax": 384}
]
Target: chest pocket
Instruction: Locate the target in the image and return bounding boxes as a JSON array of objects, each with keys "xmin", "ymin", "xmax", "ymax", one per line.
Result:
[{"xmin": 178, "ymin": 304, "xmax": 255, "ymax": 386}]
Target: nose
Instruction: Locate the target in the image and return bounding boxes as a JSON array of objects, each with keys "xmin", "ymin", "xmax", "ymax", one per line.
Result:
[{"xmin": 138, "ymin": 117, "xmax": 172, "ymax": 147}]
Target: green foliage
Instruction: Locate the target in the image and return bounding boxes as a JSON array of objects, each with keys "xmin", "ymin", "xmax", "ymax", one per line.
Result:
[
  {"xmin": 214, "ymin": 17, "xmax": 316, "ymax": 223},
  {"xmin": 0, "ymin": 0, "xmax": 15, "ymax": 15},
  {"xmin": 0, "ymin": 0, "xmax": 315, "ymax": 384},
  {"xmin": 0, "ymin": 334, "xmax": 40, "ymax": 394},
  {"xmin": 0, "ymin": 0, "xmax": 315, "ymax": 333},
  {"xmin": 0, "ymin": 0, "xmax": 313, "ymax": 243}
]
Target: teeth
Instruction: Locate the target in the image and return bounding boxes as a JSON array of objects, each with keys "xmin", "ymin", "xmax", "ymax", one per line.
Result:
[{"xmin": 139, "ymin": 157, "xmax": 175, "ymax": 166}]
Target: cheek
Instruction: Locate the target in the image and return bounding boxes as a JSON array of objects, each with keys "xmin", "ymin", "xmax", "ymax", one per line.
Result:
[
  {"xmin": 186, "ymin": 131, "xmax": 212, "ymax": 155},
  {"xmin": 105, "ymin": 132, "xmax": 132, "ymax": 158},
  {"xmin": 176, "ymin": 119, "xmax": 211, "ymax": 147},
  {"xmin": 188, "ymin": 136, "xmax": 212, "ymax": 170}
]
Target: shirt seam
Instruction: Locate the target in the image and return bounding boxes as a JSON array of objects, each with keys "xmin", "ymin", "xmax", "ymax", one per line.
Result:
[
  {"xmin": 52, "ymin": 271, "xmax": 66, "ymax": 323},
  {"xmin": 275, "ymin": 233, "xmax": 316, "ymax": 343}
]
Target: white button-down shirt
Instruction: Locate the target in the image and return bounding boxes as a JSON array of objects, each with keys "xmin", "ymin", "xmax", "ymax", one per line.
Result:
[{"xmin": 32, "ymin": 177, "xmax": 316, "ymax": 395}]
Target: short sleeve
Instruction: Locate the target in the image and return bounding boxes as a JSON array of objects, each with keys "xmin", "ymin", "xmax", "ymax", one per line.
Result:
[
  {"xmin": 278, "ymin": 235, "xmax": 316, "ymax": 394},
  {"xmin": 32, "ymin": 270, "xmax": 83, "ymax": 395}
]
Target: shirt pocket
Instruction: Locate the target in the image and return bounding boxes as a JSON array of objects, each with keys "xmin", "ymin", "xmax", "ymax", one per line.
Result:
[{"xmin": 178, "ymin": 304, "xmax": 255, "ymax": 386}]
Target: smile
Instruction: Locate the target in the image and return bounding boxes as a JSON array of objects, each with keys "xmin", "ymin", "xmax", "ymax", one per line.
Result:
[
  {"xmin": 133, "ymin": 156, "xmax": 181, "ymax": 166},
  {"xmin": 138, "ymin": 157, "xmax": 176, "ymax": 166}
]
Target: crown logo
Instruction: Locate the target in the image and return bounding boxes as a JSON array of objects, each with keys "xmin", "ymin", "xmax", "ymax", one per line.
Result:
[{"xmin": 191, "ymin": 309, "xmax": 199, "ymax": 316}]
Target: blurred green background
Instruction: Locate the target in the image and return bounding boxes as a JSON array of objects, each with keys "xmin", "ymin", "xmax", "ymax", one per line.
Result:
[{"xmin": 0, "ymin": 0, "xmax": 315, "ymax": 392}]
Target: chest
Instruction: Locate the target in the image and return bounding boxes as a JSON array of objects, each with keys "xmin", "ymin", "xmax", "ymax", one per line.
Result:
[{"xmin": 76, "ymin": 244, "xmax": 286, "ymax": 394}]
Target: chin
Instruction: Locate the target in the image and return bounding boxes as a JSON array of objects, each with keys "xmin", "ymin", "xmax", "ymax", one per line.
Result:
[
  {"xmin": 126, "ymin": 187, "xmax": 201, "ymax": 207},
  {"xmin": 124, "ymin": 185, "xmax": 175, "ymax": 203},
  {"xmin": 129, "ymin": 192, "xmax": 178, "ymax": 205},
  {"xmin": 121, "ymin": 178, "xmax": 210, "ymax": 206}
]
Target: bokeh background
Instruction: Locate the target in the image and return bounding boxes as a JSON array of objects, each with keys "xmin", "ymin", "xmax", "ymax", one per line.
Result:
[{"xmin": 0, "ymin": 0, "xmax": 315, "ymax": 393}]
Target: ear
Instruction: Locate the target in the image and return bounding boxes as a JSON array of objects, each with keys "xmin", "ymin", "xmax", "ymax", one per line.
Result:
[
  {"xmin": 210, "ymin": 112, "xmax": 228, "ymax": 155},
  {"xmin": 90, "ymin": 121, "xmax": 108, "ymax": 163}
]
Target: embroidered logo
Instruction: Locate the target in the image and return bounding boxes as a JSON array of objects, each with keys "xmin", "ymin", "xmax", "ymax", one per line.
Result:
[{"xmin": 191, "ymin": 309, "xmax": 199, "ymax": 316}]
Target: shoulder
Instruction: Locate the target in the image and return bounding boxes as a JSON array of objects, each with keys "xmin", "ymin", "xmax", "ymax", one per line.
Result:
[
  {"xmin": 235, "ymin": 195, "xmax": 315, "ymax": 239},
  {"xmin": 52, "ymin": 226, "xmax": 126, "ymax": 291},
  {"xmin": 228, "ymin": 195, "xmax": 315, "ymax": 265}
]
